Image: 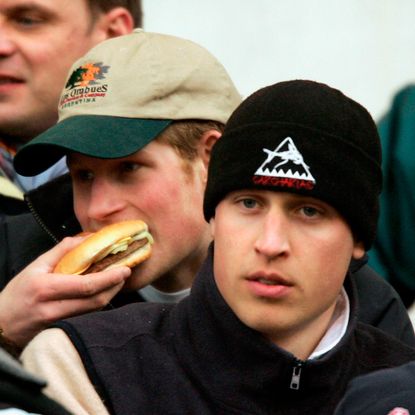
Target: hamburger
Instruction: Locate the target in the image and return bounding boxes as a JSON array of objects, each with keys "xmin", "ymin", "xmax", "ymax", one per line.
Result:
[{"xmin": 54, "ymin": 220, "xmax": 153, "ymax": 275}]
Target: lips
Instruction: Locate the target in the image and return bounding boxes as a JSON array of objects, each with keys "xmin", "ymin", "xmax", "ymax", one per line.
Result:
[
  {"xmin": 246, "ymin": 272, "xmax": 293, "ymax": 298},
  {"xmin": 248, "ymin": 272, "xmax": 292, "ymax": 286},
  {"xmin": 0, "ymin": 75, "xmax": 24, "ymax": 85},
  {"xmin": 256, "ymin": 278, "xmax": 280, "ymax": 286}
]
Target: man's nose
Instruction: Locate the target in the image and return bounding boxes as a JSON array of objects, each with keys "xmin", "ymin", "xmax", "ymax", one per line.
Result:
[
  {"xmin": 254, "ymin": 210, "xmax": 290, "ymax": 260},
  {"xmin": 0, "ymin": 23, "xmax": 16, "ymax": 57},
  {"xmin": 86, "ymin": 178, "xmax": 126, "ymax": 222}
]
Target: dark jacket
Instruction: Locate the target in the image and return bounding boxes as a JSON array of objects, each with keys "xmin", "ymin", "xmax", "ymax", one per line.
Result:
[
  {"xmin": 0, "ymin": 174, "xmax": 79, "ymax": 289},
  {"xmin": 1, "ymin": 174, "xmax": 414, "ymax": 345},
  {"xmin": 0, "ymin": 193, "xmax": 27, "ymax": 221},
  {"xmin": 57, "ymin": 250, "xmax": 415, "ymax": 415},
  {"xmin": 0, "ymin": 347, "xmax": 72, "ymax": 414},
  {"xmin": 0, "ymin": 169, "xmax": 28, "ymax": 221},
  {"xmin": 334, "ymin": 360, "xmax": 415, "ymax": 414}
]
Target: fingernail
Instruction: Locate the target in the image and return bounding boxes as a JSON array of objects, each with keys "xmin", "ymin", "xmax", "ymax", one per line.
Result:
[{"xmin": 120, "ymin": 267, "xmax": 132, "ymax": 278}]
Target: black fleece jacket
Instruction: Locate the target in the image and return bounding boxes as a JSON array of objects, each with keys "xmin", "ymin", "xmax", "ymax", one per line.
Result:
[{"xmin": 57, "ymin": 250, "xmax": 415, "ymax": 415}]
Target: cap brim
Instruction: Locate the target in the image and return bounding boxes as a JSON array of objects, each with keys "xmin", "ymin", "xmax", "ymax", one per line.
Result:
[{"xmin": 14, "ymin": 115, "xmax": 172, "ymax": 176}]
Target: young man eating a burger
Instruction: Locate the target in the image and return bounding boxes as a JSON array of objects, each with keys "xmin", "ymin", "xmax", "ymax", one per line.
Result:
[
  {"xmin": 21, "ymin": 80, "xmax": 415, "ymax": 415},
  {"xmin": 0, "ymin": 29, "xmax": 241, "ymax": 352}
]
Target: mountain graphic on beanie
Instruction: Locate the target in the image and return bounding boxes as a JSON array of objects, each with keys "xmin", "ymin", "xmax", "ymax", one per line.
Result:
[{"xmin": 255, "ymin": 137, "xmax": 315, "ymax": 182}]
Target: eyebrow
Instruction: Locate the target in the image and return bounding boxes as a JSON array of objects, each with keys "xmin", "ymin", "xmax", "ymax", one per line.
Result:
[{"xmin": 4, "ymin": 2, "xmax": 54, "ymax": 17}]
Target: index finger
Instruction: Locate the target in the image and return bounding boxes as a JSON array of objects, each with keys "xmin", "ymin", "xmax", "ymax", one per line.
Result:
[
  {"xmin": 40, "ymin": 266, "xmax": 132, "ymax": 301},
  {"xmin": 33, "ymin": 236, "xmax": 91, "ymax": 273}
]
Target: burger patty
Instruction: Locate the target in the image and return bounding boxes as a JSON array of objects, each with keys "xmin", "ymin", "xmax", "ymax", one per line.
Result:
[{"xmin": 83, "ymin": 238, "xmax": 148, "ymax": 274}]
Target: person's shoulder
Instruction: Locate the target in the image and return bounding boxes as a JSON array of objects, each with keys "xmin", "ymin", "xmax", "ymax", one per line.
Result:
[
  {"xmin": 338, "ymin": 324, "xmax": 415, "ymax": 414},
  {"xmin": 352, "ymin": 263, "xmax": 415, "ymax": 348},
  {"xmin": 354, "ymin": 321, "xmax": 415, "ymax": 366},
  {"xmin": 357, "ymin": 360, "xmax": 415, "ymax": 390},
  {"xmin": 57, "ymin": 302, "xmax": 176, "ymax": 346},
  {"xmin": 353, "ymin": 263, "xmax": 399, "ymax": 299},
  {"xmin": 335, "ymin": 361, "xmax": 415, "ymax": 414}
]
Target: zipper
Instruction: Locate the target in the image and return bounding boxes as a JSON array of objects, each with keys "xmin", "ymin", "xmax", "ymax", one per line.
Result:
[
  {"xmin": 25, "ymin": 194, "xmax": 60, "ymax": 244},
  {"xmin": 290, "ymin": 359, "xmax": 304, "ymax": 390}
]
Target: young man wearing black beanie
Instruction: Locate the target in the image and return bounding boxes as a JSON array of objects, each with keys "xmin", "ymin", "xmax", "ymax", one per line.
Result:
[{"xmin": 21, "ymin": 80, "xmax": 415, "ymax": 415}]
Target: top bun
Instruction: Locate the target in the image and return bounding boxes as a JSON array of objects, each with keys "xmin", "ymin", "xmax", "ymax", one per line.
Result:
[{"xmin": 54, "ymin": 220, "xmax": 149, "ymax": 274}]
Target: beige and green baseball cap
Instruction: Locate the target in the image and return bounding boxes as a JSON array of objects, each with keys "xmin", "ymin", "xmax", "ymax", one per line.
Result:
[{"xmin": 14, "ymin": 29, "xmax": 241, "ymax": 176}]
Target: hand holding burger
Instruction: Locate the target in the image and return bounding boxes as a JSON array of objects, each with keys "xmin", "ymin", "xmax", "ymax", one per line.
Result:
[{"xmin": 54, "ymin": 220, "xmax": 153, "ymax": 275}]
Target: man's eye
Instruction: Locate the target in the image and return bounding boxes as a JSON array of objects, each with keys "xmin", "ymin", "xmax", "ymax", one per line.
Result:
[
  {"xmin": 121, "ymin": 162, "xmax": 140, "ymax": 172},
  {"xmin": 240, "ymin": 198, "xmax": 258, "ymax": 209},
  {"xmin": 73, "ymin": 170, "xmax": 94, "ymax": 182},
  {"xmin": 14, "ymin": 15, "xmax": 43, "ymax": 27},
  {"xmin": 301, "ymin": 206, "xmax": 319, "ymax": 217}
]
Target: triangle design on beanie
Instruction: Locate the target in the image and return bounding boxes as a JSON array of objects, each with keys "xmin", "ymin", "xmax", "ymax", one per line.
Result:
[{"xmin": 254, "ymin": 137, "xmax": 315, "ymax": 183}]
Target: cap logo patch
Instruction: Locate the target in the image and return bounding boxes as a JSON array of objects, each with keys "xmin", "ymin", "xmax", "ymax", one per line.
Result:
[
  {"xmin": 253, "ymin": 137, "xmax": 315, "ymax": 190},
  {"xmin": 59, "ymin": 62, "xmax": 110, "ymax": 109}
]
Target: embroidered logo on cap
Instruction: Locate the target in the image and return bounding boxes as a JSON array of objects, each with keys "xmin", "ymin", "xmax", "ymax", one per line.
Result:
[
  {"xmin": 388, "ymin": 408, "xmax": 410, "ymax": 415},
  {"xmin": 65, "ymin": 62, "xmax": 109, "ymax": 89},
  {"xmin": 252, "ymin": 137, "xmax": 315, "ymax": 190},
  {"xmin": 59, "ymin": 62, "xmax": 110, "ymax": 109}
]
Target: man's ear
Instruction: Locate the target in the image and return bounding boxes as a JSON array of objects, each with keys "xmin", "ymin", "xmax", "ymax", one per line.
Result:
[
  {"xmin": 352, "ymin": 240, "xmax": 365, "ymax": 260},
  {"xmin": 197, "ymin": 130, "xmax": 222, "ymax": 169},
  {"xmin": 98, "ymin": 7, "xmax": 135, "ymax": 39}
]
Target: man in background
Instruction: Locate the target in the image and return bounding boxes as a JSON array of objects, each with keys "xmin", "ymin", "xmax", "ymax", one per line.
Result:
[{"xmin": 0, "ymin": 0, "xmax": 140, "ymax": 219}]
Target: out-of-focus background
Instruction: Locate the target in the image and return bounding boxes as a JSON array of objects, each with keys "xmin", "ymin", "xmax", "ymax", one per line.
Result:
[{"xmin": 143, "ymin": 0, "xmax": 415, "ymax": 121}]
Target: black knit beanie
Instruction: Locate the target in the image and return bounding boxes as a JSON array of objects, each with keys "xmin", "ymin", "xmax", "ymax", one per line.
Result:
[{"xmin": 203, "ymin": 80, "xmax": 382, "ymax": 249}]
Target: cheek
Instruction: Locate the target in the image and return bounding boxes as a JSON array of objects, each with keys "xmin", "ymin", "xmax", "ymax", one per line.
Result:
[
  {"xmin": 304, "ymin": 219, "xmax": 355, "ymax": 262},
  {"xmin": 142, "ymin": 182, "xmax": 186, "ymax": 224},
  {"xmin": 28, "ymin": 39, "xmax": 69, "ymax": 75},
  {"xmin": 33, "ymin": 31, "xmax": 96, "ymax": 84},
  {"xmin": 328, "ymin": 231, "xmax": 355, "ymax": 272},
  {"xmin": 138, "ymin": 179, "xmax": 202, "ymax": 237},
  {"xmin": 213, "ymin": 242, "xmax": 232, "ymax": 296},
  {"xmin": 212, "ymin": 219, "xmax": 243, "ymax": 289},
  {"xmin": 303, "ymin": 231, "xmax": 354, "ymax": 292},
  {"xmin": 162, "ymin": 175, "xmax": 204, "ymax": 218},
  {"xmin": 213, "ymin": 211, "xmax": 249, "ymax": 255}
]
